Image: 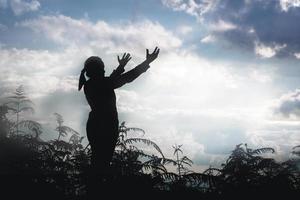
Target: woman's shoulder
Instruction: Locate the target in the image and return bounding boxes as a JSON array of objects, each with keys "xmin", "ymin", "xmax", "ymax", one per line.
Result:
[{"xmin": 84, "ymin": 77, "xmax": 112, "ymax": 89}]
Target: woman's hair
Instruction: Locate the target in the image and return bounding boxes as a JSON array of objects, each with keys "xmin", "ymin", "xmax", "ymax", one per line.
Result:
[
  {"xmin": 78, "ymin": 56, "xmax": 105, "ymax": 91},
  {"xmin": 84, "ymin": 56, "xmax": 104, "ymax": 77}
]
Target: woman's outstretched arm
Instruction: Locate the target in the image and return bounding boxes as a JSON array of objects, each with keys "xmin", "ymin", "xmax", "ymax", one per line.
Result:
[{"xmin": 112, "ymin": 47, "xmax": 159, "ymax": 89}]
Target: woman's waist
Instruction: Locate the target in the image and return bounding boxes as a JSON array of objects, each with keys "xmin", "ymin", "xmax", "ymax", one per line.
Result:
[{"xmin": 89, "ymin": 109, "xmax": 118, "ymax": 118}]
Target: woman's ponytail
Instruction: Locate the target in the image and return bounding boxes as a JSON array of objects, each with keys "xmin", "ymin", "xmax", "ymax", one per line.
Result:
[{"xmin": 78, "ymin": 69, "xmax": 86, "ymax": 91}]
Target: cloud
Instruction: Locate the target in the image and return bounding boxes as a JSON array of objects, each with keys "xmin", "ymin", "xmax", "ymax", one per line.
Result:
[
  {"xmin": 280, "ymin": 0, "xmax": 300, "ymax": 11},
  {"xmin": 200, "ymin": 34, "xmax": 216, "ymax": 43},
  {"xmin": 161, "ymin": 0, "xmax": 218, "ymax": 21},
  {"xmin": 19, "ymin": 15, "xmax": 181, "ymax": 54},
  {"xmin": 162, "ymin": 0, "xmax": 300, "ymax": 58},
  {"xmin": 5, "ymin": 0, "xmax": 40, "ymax": 15},
  {"xmin": 0, "ymin": 47, "xmax": 82, "ymax": 91},
  {"xmin": 255, "ymin": 42, "xmax": 287, "ymax": 58},
  {"xmin": 11, "ymin": 0, "xmax": 40, "ymax": 15},
  {"xmin": 274, "ymin": 89, "xmax": 300, "ymax": 119},
  {"xmin": 176, "ymin": 25, "xmax": 193, "ymax": 35},
  {"xmin": 294, "ymin": 52, "xmax": 300, "ymax": 59},
  {"xmin": 249, "ymin": 69, "xmax": 272, "ymax": 83},
  {"xmin": 209, "ymin": 20, "xmax": 237, "ymax": 32}
]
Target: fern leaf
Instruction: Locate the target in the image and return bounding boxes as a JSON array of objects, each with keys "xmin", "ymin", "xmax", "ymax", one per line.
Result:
[
  {"xmin": 124, "ymin": 138, "xmax": 164, "ymax": 158},
  {"xmin": 252, "ymin": 147, "xmax": 275, "ymax": 155},
  {"xmin": 18, "ymin": 106, "xmax": 34, "ymax": 114}
]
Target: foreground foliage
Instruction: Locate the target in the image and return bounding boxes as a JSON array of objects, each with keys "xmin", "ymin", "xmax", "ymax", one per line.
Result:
[
  {"xmin": 1, "ymin": 129, "xmax": 300, "ymax": 199},
  {"xmin": 0, "ymin": 87, "xmax": 300, "ymax": 199}
]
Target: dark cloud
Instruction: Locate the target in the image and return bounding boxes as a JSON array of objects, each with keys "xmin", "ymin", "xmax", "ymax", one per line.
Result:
[
  {"xmin": 207, "ymin": 0, "xmax": 300, "ymax": 57},
  {"xmin": 163, "ymin": 0, "xmax": 300, "ymax": 57}
]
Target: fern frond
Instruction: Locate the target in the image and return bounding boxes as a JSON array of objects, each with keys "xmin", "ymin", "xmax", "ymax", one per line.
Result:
[
  {"xmin": 203, "ymin": 167, "xmax": 222, "ymax": 176},
  {"xmin": 162, "ymin": 158, "xmax": 177, "ymax": 166},
  {"xmin": 125, "ymin": 127, "xmax": 145, "ymax": 135},
  {"xmin": 142, "ymin": 163, "xmax": 168, "ymax": 174},
  {"xmin": 19, "ymin": 106, "xmax": 35, "ymax": 114},
  {"xmin": 292, "ymin": 145, "xmax": 300, "ymax": 149},
  {"xmin": 124, "ymin": 138, "xmax": 164, "ymax": 158},
  {"xmin": 160, "ymin": 172, "xmax": 180, "ymax": 182},
  {"xmin": 17, "ymin": 120, "xmax": 42, "ymax": 130},
  {"xmin": 56, "ymin": 126, "xmax": 79, "ymax": 136},
  {"xmin": 251, "ymin": 147, "xmax": 275, "ymax": 155},
  {"xmin": 180, "ymin": 156, "xmax": 193, "ymax": 165}
]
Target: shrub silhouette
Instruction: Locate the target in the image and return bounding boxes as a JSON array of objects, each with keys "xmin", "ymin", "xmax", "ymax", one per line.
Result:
[
  {"xmin": 0, "ymin": 86, "xmax": 300, "ymax": 199},
  {"xmin": 1, "ymin": 125, "xmax": 300, "ymax": 199}
]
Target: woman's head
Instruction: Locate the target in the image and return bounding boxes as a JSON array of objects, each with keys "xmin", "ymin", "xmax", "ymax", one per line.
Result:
[
  {"xmin": 78, "ymin": 56, "xmax": 105, "ymax": 91},
  {"xmin": 84, "ymin": 56, "xmax": 105, "ymax": 78}
]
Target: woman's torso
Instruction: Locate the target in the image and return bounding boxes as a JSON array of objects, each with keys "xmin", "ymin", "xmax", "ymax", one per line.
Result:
[{"xmin": 84, "ymin": 77, "xmax": 118, "ymax": 121}]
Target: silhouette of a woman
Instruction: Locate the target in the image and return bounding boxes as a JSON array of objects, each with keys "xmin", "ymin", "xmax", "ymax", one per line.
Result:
[{"xmin": 78, "ymin": 47, "xmax": 159, "ymax": 177}]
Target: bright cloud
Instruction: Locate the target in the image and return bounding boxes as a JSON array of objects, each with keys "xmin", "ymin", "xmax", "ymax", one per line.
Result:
[
  {"xmin": 162, "ymin": 0, "xmax": 218, "ymax": 21},
  {"xmin": 255, "ymin": 42, "xmax": 286, "ymax": 58},
  {"xmin": 294, "ymin": 52, "xmax": 300, "ymax": 59},
  {"xmin": 19, "ymin": 15, "xmax": 181, "ymax": 54},
  {"xmin": 209, "ymin": 20, "xmax": 237, "ymax": 32},
  {"xmin": 200, "ymin": 35, "xmax": 216, "ymax": 43},
  {"xmin": 280, "ymin": 0, "xmax": 300, "ymax": 12}
]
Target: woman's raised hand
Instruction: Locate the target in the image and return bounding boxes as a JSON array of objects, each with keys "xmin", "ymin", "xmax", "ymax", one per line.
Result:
[
  {"xmin": 146, "ymin": 47, "xmax": 160, "ymax": 64},
  {"xmin": 118, "ymin": 53, "xmax": 131, "ymax": 67}
]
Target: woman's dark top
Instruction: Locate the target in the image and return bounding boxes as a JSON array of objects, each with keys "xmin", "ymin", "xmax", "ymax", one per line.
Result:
[
  {"xmin": 84, "ymin": 62, "xmax": 150, "ymax": 116},
  {"xmin": 83, "ymin": 62, "xmax": 150, "ymax": 139}
]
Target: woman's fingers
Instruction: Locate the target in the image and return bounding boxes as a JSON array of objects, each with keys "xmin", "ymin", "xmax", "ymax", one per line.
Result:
[{"xmin": 156, "ymin": 48, "xmax": 160, "ymax": 56}]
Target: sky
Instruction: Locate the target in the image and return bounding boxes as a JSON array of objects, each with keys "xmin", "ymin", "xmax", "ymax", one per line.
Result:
[{"xmin": 1, "ymin": 0, "xmax": 300, "ymax": 171}]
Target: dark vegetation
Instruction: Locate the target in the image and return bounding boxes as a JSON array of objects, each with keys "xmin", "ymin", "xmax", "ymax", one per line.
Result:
[{"xmin": 0, "ymin": 86, "xmax": 300, "ymax": 199}]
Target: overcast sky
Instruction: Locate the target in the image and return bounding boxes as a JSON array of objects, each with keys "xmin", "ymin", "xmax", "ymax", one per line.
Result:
[{"xmin": 1, "ymin": 0, "xmax": 300, "ymax": 171}]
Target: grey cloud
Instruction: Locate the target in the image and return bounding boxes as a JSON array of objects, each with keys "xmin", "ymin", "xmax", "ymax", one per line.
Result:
[
  {"xmin": 163, "ymin": 0, "xmax": 300, "ymax": 58},
  {"xmin": 10, "ymin": 0, "xmax": 40, "ymax": 15},
  {"xmin": 274, "ymin": 89, "xmax": 300, "ymax": 118},
  {"xmin": 0, "ymin": 0, "xmax": 40, "ymax": 15},
  {"xmin": 211, "ymin": 0, "xmax": 300, "ymax": 57}
]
